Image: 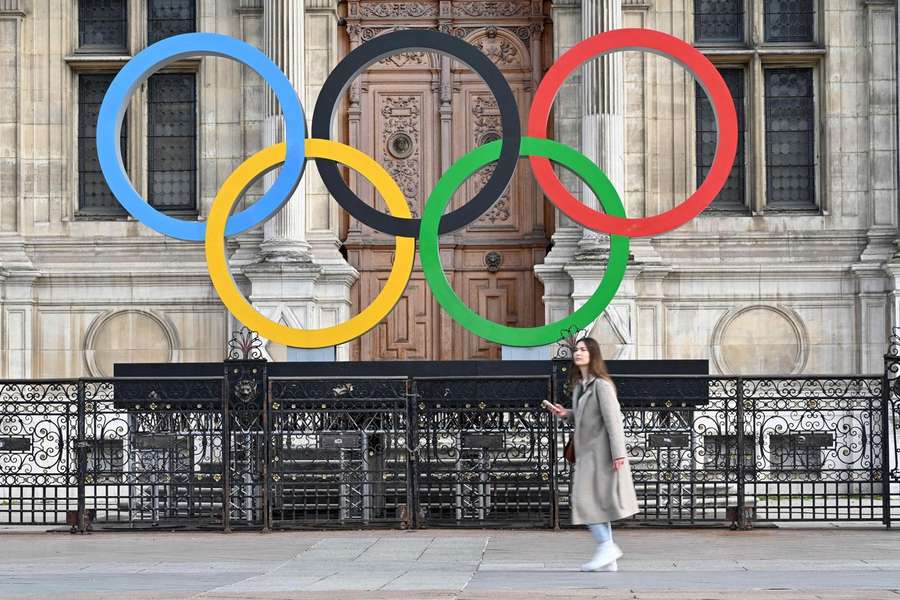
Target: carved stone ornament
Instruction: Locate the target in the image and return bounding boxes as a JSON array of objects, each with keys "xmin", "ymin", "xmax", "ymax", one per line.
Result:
[
  {"xmin": 452, "ymin": 1, "xmax": 529, "ymax": 17},
  {"xmin": 473, "ymin": 27, "xmax": 520, "ymax": 65},
  {"xmin": 479, "ymin": 131, "xmax": 501, "ymax": 146},
  {"xmin": 358, "ymin": 2, "xmax": 439, "ymax": 18},
  {"xmin": 377, "ymin": 51, "xmax": 427, "ymax": 68},
  {"xmin": 381, "ymin": 96, "xmax": 422, "ymax": 216},
  {"xmin": 472, "ymin": 97, "xmax": 511, "ymax": 224}
]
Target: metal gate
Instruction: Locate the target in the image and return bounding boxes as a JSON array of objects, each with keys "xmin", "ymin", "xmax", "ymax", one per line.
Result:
[
  {"xmin": 267, "ymin": 377, "xmax": 411, "ymax": 528},
  {"xmin": 413, "ymin": 376, "xmax": 554, "ymax": 527},
  {"xmin": 82, "ymin": 377, "xmax": 225, "ymax": 530}
]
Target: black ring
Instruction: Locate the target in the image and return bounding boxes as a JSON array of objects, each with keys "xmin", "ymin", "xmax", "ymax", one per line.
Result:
[{"xmin": 311, "ymin": 29, "xmax": 521, "ymax": 238}]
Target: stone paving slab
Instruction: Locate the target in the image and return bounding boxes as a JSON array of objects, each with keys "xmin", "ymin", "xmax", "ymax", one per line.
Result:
[
  {"xmin": 465, "ymin": 570, "xmax": 900, "ymax": 591},
  {"xmin": 0, "ymin": 527, "xmax": 899, "ymax": 599}
]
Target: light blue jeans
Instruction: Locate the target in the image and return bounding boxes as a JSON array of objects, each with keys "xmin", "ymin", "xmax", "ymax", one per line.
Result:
[{"xmin": 588, "ymin": 522, "xmax": 612, "ymax": 544}]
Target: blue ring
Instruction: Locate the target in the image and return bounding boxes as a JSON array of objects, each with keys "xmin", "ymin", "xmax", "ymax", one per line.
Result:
[{"xmin": 97, "ymin": 32, "xmax": 306, "ymax": 241}]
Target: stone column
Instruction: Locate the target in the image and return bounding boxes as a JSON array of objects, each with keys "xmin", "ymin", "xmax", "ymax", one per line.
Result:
[
  {"xmin": 243, "ymin": 0, "xmax": 323, "ymax": 361},
  {"xmin": 260, "ymin": 0, "xmax": 312, "ymax": 262},
  {"xmin": 577, "ymin": 0, "xmax": 624, "ymax": 258},
  {"xmin": 0, "ymin": 0, "xmax": 22, "ymax": 234},
  {"xmin": 566, "ymin": 0, "xmax": 639, "ymax": 360},
  {"xmin": 865, "ymin": 0, "xmax": 899, "ymax": 371},
  {"xmin": 0, "ymin": 0, "xmax": 37, "ymax": 378},
  {"xmin": 306, "ymin": 0, "xmax": 358, "ymax": 361},
  {"xmin": 535, "ymin": 0, "xmax": 581, "ymax": 352}
]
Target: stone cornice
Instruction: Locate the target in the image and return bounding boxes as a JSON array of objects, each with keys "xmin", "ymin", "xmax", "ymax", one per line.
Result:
[
  {"xmin": 236, "ymin": 0, "xmax": 262, "ymax": 14},
  {"xmin": 0, "ymin": 0, "xmax": 24, "ymax": 16},
  {"xmin": 306, "ymin": 0, "xmax": 339, "ymax": 9}
]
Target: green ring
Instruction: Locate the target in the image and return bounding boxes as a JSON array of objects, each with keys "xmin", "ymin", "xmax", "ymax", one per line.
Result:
[{"xmin": 419, "ymin": 136, "xmax": 630, "ymax": 347}]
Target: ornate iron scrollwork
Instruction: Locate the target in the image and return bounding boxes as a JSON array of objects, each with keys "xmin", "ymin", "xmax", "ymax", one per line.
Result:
[
  {"xmin": 553, "ymin": 324, "xmax": 590, "ymax": 360},
  {"xmin": 233, "ymin": 378, "xmax": 259, "ymax": 404},
  {"xmin": 227, "ymin": 327, "xmax": 264, "ymax": 361}
]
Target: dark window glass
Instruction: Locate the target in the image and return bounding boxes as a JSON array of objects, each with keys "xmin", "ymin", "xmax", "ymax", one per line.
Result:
[
  {"xmin": 148, "ymin": 73, "xmax": 196, "ymax": 211},
  {"xmin": 696, "ymin": 68, "xmax": 746, "ymax": 211},
  {"xmin": 148, "ymin": 0, "xmax": 197, "ymax": 44},
  {"xmin": 78, "ymin": 0, "xmax": 128, "ymax": 51},
  {"xmin": 695, "ymin": 0, "xmax": 744, "ymax": 44},
  {"xmin": 765, "ymin": 68, "xmax": 816, "ymax": 209},
  {"xmin": 78, "ymin": 74, "xmax": 127, "ymax": 213},
  {"xmin": 764, "ymin": 0, "xmax": 815, "ymax": 43}
]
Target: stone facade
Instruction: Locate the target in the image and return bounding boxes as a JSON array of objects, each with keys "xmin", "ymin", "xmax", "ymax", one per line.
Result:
[
  {"xmin": 538, "ymin": 0, "xmax": 900, "ymax": 375},
  {"xmin": 0, "ymin": 0, "xmax": 350, "ymax": 377},
  {"xmin": 0, "ymin": 0, "xmax": 897, "ymax": 377}
]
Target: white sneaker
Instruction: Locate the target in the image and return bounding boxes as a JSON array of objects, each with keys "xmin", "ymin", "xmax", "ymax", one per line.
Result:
[
  {"xmin": 597, "ymin": 560, "xmax": 618, "ymax": 572},
  {"xmin": 580, "ymin": 542, "xmax": 623, "ymax": 572}
]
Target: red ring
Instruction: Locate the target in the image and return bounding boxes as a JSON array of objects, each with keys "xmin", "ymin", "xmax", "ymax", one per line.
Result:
[{"xmin": 527, "ymin": 28, "xmax": 738, "ymax": 237}]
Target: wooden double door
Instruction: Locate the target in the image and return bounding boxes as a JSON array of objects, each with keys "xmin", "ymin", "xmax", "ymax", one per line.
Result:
[{"xmin": 343, "ymin": 1, "xmax": 552, "ymax": 360}]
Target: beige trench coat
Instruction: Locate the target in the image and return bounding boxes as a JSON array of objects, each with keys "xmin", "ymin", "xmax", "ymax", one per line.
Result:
[{"xmin": 565, "ymin": 376, "xmax": 639, "ymax": 524}]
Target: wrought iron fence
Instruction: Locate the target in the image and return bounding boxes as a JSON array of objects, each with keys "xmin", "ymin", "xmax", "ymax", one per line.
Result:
[
  {"xmin": 0, "ymin": 380, "xmax": 78, "ymax": 526},
  {"xmin": 81, "ymin": 378, "xmax": 224, "ymax": 530},
  {"xmin": 881, "ymin": 328, "xmax": 900, "ymax": 523},
  {"xmin": 0, "ymin": 358, "xmax": 897, "ymax": 532},
  {"xmin": 741, "ymin": 376, "xmax": 886, "ymax": 522},
  {"xmin": 414, "ymin": 376, "xmax": 554, "ymax": 527},
  {"xmin": 556, "ymin": 375, "xmax": 742, "ymax": 525}
]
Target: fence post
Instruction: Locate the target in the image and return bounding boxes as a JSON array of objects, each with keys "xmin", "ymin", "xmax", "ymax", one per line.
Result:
[
  {"xmin": 262, "ymin": 379, "xmax": 271, "ymax": 533},
  {"xmin": 549, "ymin": 371, "xmax": 560, "ymax": 530},
  {"xmin": 76, "ymin": 379, "xmax": 87, "ymax": 534},
  {"xmin": 221, "ymin": 373, "xmax": 231, "ymax": 533},
  {"xmin": 883, "ymin": 363, "xmax": 893, "ymax": 529},
  {"xmin": 735, "ymin": 376, "xmax": 746, "ymax": 531},
  {"xmin": 405, "ymin": 378, "xmax": 420, "ymax": 529}
]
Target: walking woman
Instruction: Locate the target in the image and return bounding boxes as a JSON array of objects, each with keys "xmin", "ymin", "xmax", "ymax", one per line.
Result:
[{"xmin": 545, "ymin": 337, "xmax": 638, "ymax": 572}]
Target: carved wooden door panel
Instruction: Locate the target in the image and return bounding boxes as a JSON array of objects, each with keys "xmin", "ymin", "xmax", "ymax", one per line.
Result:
[{"xmin": 344, "ymin": 0, "xmax": 550, "ymax": 360}]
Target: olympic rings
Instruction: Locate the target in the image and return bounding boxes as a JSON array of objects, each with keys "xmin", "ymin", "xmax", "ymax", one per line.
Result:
[
  {"xmin": 205, "ymin": 139, "xmax": 415, "ymax": 348},
  {"xmin": 311, "ymin": 29, "xmax": 521, "ymax": 238},
  {"xmin": 97, "ymin": 33, "xmax": 307, "ymax": 242},
  {"xmin": 420, "ymin": 137, "xmax": 630, "ymax": 347},
  {"xmin": 527, "ymin": 28, "xmax": 738, "ymax": 237},
  {"xmin": 97, "ymin": 28, "xmax": 738, "ymax": 349}
]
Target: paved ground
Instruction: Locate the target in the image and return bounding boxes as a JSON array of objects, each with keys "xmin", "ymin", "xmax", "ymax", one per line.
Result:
[{"xmin": 0, "ymin": 525, "xmax": 899, "ymax": 599}]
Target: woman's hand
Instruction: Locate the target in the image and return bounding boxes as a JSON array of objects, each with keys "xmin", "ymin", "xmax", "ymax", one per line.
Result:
[
  {"xmin": 612, "ymin": 457, "xmax": 627, "ymax": 471},
  {"xmin": 544, "ymin": 402, "xmax": 571, "ymax": 419}
]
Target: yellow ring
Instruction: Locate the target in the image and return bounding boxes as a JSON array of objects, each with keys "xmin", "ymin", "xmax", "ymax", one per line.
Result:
[{"xmin": 205, "ymin": 139, "xmax": 415, "ymax": 348}]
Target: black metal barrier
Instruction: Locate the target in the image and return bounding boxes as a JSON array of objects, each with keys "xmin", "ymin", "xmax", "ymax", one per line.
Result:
[{"xmin": 0, "ymin": 358, "xmax": 896, "ymax": 531}]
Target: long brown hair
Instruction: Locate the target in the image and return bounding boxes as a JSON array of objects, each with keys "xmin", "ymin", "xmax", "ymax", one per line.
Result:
[{"xmin": 567, "ymin": 337, "xmax": 614, "ymax": 389}]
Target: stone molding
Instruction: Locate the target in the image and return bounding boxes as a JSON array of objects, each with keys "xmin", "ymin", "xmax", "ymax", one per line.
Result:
[
  {"xmin": 711, "ymin": 305, "xmax": 809, "ymax": 376},
  {"xmin": 83, "ymin": 309, "xmax": 179, "ymax": 377},
  {"xmin": 0, "ymin": 0, "xmax": 23, "ymax": 15}
]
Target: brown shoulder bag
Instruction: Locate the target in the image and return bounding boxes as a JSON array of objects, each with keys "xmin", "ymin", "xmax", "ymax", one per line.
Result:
[{"xmin": 563, "ymin": 435, "xmax": 575, "ymax": 464}]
